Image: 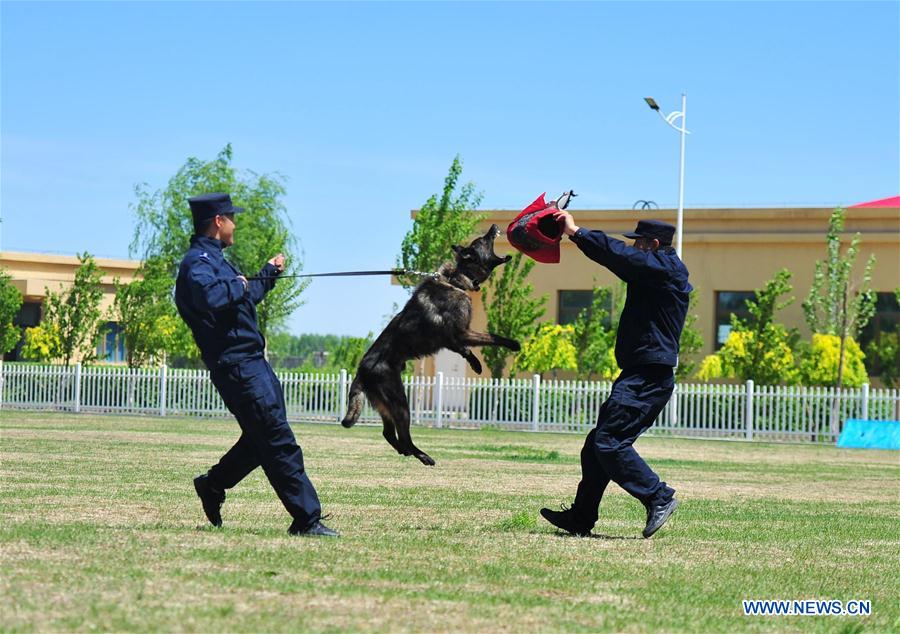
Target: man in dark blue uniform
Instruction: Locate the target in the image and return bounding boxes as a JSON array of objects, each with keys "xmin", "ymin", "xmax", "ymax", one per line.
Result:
[
  {"xmin": 540, "ymin": 213, "xmax": 691, "ymax": 538},
  {"xmin": 175, "ymin": 192, "xmax": 337, "ymax": 537}
]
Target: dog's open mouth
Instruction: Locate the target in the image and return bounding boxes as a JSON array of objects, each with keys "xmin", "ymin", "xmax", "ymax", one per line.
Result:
[
  {"xmin": 484, "ymin": 224, "xmax": 510, "ymax": 264},
  {"xmin": 453, "ymin": 224, "xmax": 512, "ymax": 290}
]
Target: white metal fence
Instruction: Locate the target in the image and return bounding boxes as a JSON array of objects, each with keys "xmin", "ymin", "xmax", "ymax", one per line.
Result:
[{"xmin": 2, "ymin": 362, "xmax": 898, "ymax": 444}]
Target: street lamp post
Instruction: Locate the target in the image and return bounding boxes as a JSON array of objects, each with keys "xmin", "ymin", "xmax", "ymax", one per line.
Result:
[{"xmin": 644, "ymin": 93, "xmax": 689, "ymax": 258}]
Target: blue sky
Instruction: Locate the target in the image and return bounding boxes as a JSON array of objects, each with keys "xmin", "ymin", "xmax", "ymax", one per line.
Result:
[{"xmin": 3, "ymin": 1, "xmax": 898, "ymax": 336}]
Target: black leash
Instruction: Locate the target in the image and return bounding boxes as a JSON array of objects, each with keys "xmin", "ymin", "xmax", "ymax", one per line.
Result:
[{"xmin": 246, "ymin": 268, "xmax": 436, "ymax": 281}]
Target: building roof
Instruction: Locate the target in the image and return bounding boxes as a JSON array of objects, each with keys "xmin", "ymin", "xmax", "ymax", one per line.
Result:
[
  {"xmin": 850, "ymin": 196, "xmax": 900, "ymax": 208},
  {"xmin": 0, "ymin": 250, "xmax": 142, "ymax": 300}
]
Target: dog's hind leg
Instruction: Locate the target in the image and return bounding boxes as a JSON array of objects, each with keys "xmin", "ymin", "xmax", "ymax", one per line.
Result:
[
  {"xmin": 369, "ymin": 396, "xmax": 402, "ymax": 454},
  {"xmin": 383, "ymin": 375, "xmax": 435, "ymax": 466}
]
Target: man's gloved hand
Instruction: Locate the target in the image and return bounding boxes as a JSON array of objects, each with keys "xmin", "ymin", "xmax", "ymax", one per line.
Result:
[{"xmin": 268, "ymin": 254, "xmax": 286, "ymax": 275}]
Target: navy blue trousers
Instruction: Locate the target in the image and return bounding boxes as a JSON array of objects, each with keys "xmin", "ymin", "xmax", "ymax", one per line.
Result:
[
  {"xmin": 206, "ymin": 357, "xmax": 321, "ymax": 529},
  {"xmin": 572, "ymin": 364, "xmax": 675, "ymax": 529}
]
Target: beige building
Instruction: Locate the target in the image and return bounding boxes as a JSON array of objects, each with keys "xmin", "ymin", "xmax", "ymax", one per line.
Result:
[
  {"xmin": 1, "ymin": 251, "xmax": 141, "ymax": 362},
  {"xmin": 425, "ymin": 202, "xmax": 900, "ymax": 381},
  {"xmin": 4, "ymin": 201, "xmax": 898, "ymax": 373}
]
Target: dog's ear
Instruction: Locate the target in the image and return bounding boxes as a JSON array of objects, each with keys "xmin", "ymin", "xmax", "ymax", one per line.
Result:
[{"xmin": 451, "ymin": 245, "xmax": 463, "ymax": 255}]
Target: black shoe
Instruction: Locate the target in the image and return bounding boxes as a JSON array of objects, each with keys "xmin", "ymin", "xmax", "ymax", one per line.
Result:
[
  {"xmin": 193, "ymin": 474, "xmax": 225, "ymax": 528},
  {"xmin": 288, "ymin": 517, "xmax": 340, "ymax": 538},
  {"xmin": 643, "ymin": 497, "xmax": 678, "ymax": 538},
  {"xmin": 540, "ymin": 505, "xmax": 592, "ymax": 537}
]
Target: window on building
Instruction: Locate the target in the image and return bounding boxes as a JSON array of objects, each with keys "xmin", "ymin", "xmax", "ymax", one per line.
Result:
[
  {"xmin": 15, "ymin": 302, "xmax": 42, "ymax": 327},
  {"xmin": 4, "ymin": 301, "xmax": 42, "ymax": 361},
  {"xmin": 859, "ymin": 292, "xmax": 900, "ymax": 373},
  {"xmin": 98, "ymin": 321, "xmax": 126, "ymax": 363},
  {"xmin": 558, "ymin": 290, "xmax": 612, "ymax": 326},
  {"xmin": 558, "ymin": 290, "xmax": 592, "ymax": 325},
  {"xmin": 715, "ymin": 291, "xmax": 755, "ymax": 349}
]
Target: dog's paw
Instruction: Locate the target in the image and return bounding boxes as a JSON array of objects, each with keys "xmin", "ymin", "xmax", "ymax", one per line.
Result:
[
  {"xmin": 416, "ymin": 453, "xmax": 436, "ymax": 466},
  {"xmin": 468, "ymin": 357, "xmax": 483, "ymax": 374}
]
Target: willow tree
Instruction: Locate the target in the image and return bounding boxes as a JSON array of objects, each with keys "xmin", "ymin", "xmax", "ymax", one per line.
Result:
[{"xmin": 130, "ymin": 144, "xmax": 307, "ymax": 342}]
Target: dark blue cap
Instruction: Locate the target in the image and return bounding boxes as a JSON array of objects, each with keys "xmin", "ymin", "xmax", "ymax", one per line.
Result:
[
  {"xmin": 188, "ymin": 193, "xmax": 244, "ymax": 225},
  {"xmin": 623, "ymin": 219, "xmax": 675, "ymax": 245}
]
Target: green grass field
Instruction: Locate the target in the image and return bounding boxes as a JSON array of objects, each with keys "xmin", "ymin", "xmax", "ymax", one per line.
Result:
[{"xmin": 1, "ymin": 411, "xmax": 898, "ymax": 633}]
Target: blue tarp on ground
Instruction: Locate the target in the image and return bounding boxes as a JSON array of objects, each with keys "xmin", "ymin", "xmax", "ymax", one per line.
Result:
[{"xmin": 837, "ymin": 419, "xmax": 900, "ymax": 450}]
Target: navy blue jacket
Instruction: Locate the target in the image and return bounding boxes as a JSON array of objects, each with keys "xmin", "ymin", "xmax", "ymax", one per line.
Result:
[
  {"xmin": 571, "ymin": 228, "xmax": 692, "ymax": 370},
  {"xmin": 175, "ymin": 235, "xmax": 279, "ymax": 370}
]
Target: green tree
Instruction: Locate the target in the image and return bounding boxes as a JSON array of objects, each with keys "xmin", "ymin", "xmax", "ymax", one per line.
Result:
[
  {"xmin": 802, "ymin": 207, "xmax": 877, "ymax": 387},
  {"xmin": 266, "ymin": 332, "xmax": 373, "ymax": 372},
  {"xmin": 129, "ymin": 144, "xmax": 307, "ymax": 337},
  {"xmin": 111, "ymin": 257, "xmax": 181, "ymax": 368},
  {"xmin": 571, "ymin": 286, "xmax": 618, "ymax": 381},
  {"xmin": 328, "ymin": 335, "xmax": 373, "ymax": 372},
  {"xmin": 513, "ymin": 323, "xmax": 578, "ymax": 378},
  {"xmin": 677, "ymin": 289, "xmax": 704, "ymax": 380},
  {"xmin": 0, "ymin": 270, "xmax": 24, "ymax": 355},
  {"xmin": 481, "ymin": 253, "xmax": 547, "ymax": 378},
  {"xmin": 695, "ymin": 269, "xmax": 799, "ymax": 385},
  {"xmin": 397, "ymin": 155, "xmax": 485, "ymax": 289},
  {"xmin": 268, "ymin": 332, "xmax": 341, "ymax": 369},
  {"xmin": 22, "ymin": 253, "xmax": 105, "ymax": 366}
]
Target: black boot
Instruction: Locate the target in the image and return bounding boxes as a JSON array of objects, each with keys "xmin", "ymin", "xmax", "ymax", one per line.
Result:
[
  {"xmin": 540, "ymin": 505, "xmax": 592, "ymax": 537},
  {"xmin": 193, "ymin": 474, "xmax": 225, "ymax": 528},
  {"xmin": 643, "ymin": 497, "xmax": 678, "ymax": 538},
  {"xmin": 289, "ymin": 517, "xmax": 340, "ymax": 538}
]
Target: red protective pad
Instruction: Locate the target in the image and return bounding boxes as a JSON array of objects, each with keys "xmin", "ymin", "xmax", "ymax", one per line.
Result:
[{"xmin": 506, "ymin": 193, "xmax": 564, "ymax": 263}]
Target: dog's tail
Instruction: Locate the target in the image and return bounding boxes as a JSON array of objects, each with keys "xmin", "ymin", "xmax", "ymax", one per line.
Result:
[{"xmin": 341, "ymin": 376, "xmax": 365, "ymax": 428}]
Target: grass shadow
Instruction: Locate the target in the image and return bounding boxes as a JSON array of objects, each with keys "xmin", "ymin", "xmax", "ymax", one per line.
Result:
[{"xmin": 547, "ymin": 530, "xmax": 644, "ymax": 541}]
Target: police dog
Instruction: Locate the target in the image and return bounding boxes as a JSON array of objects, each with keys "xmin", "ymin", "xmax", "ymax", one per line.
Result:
[{"xmin": 341, "ymin": 224, "xmax": 520, "ymax": 466}]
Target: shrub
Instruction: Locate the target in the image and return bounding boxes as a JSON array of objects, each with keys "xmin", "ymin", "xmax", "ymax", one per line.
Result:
[
  {"xmin": 798, "ymin": 334, "xmax": 868, "ymax": 388},
  {"xmin": 513, "ymin": 324, "xmax": 577, "ymax": 378}
]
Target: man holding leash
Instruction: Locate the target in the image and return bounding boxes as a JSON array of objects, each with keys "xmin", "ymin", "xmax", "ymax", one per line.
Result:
[
  {"xmin": 175, "ymin": 192, "xmax": 338, "ymax": 537},
  {"xmin": 540, "ymin": 213, "xmax": 691, "ymax": 538}
]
